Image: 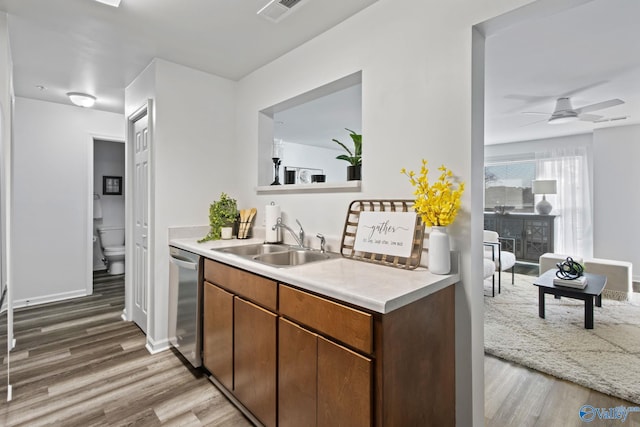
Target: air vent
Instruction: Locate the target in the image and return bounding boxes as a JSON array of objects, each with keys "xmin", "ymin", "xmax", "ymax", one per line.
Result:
[
  {"xmin": 280, "ymin": 0, "xmax": 303, "ymax": 7},
  {"xmin": 257, "ymin": 0, "xmax": 306, "ymax": 22}
]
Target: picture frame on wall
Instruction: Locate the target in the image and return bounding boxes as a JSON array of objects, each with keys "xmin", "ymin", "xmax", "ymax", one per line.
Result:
[{"xmin": 103, "ymin": 176, "xmax": 123, "ymax": 195}]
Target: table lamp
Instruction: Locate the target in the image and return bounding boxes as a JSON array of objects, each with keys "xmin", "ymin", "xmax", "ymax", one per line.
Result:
[{"xmin": 532, "ymin": 179, "xmax": 557, "ymax": 215}]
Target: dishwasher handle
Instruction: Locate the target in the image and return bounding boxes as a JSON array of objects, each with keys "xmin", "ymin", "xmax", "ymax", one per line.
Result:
[{"xmin": 170, "ymin": 255, "xmax": 198, "ymax": 270}]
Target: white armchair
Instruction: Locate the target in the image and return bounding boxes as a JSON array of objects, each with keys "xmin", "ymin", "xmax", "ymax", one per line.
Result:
[
  {"xmin": 483, "ymin": 256, "xmax": 497, "ymax": 297},
  {"xmin": 484, "ymin": 230, "xmax": 516, "ymax": 291}
]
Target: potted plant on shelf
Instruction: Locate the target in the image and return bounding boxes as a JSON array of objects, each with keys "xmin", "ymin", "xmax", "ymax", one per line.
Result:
[
  {"xmin": 199, "ymin": 192, "xmax": 238, "ymax": 242},
  {"xmin": 332, "ymin": 128, "xmax": 362, "ymax": 181}
]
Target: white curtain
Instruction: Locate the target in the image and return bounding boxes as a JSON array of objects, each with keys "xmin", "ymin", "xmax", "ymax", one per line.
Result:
[{"xmin": 536, "ymin": 146, "xmax": 593, "ymax": 258}]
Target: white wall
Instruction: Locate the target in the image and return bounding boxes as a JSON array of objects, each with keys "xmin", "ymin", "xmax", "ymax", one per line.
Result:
[
  {"xmin": 593, "ymin": 125, "xmax": 640, "ymax": 281},
  {"xmin": 0, "ymin": 12, "xmax": 12, "ymax": 309},
  {"xmin": 93, "ymin": 139, "xmax": 125, "ymax": 270},
  {"xmin": 0, "ymin": 11, "xmax": 14, "ymax": 406},
  {"xmin": 125, "ymin": 58, "xmax": 237, "ymax": 351},
  {"xmin": 485, "ymin": 133, "xmax": 593, "ymax": 159},
  {"xmin": 234, "ymin": 0, "xmax": 534, "ymax": 424},
  {"xmin": 12, "ymin": 97, "xmax": 124, "ymax": 306}
]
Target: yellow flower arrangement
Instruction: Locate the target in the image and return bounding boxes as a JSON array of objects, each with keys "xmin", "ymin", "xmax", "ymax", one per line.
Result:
[{"xmin": 401, "ymin": 159, "xmax": 465, "ymax": 227}]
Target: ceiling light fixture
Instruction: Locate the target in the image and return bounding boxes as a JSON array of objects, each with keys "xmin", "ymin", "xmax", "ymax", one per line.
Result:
[
  {"xmin": 547, "ymin": 115, "xmax": 579, "ymax": 125},
  {"xmin": 94, "ymin": 0, "xmax": 122, "ymax": 7},
  {"xmin": 67, "ymin": 92, "xmax": 97, "ymax": 108}
]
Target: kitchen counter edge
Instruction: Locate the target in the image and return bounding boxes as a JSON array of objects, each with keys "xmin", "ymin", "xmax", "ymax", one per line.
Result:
[{"xmin": 169, "ymin": 237, "xmax": 459, "ymax": 314}]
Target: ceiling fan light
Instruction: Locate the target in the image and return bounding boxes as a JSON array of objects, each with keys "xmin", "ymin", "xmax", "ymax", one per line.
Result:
[
  {"xmin": 548, "ymin": 115, "xmax": 578, "ymax": 125},
  {"xmin": 67, "ymin": 92, "xmax": 97, "ymax": 108}
]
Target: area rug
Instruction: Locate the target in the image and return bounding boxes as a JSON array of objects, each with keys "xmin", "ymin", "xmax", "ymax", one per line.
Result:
[{"xmin": 484, "ymin": 274, "xmax": 640, "ymax": 404}]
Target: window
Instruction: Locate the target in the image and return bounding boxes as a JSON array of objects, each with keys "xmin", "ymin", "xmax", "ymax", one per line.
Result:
[{"xmin": 484, "ymin": 160, "xmax": 535, "ymax": 213}]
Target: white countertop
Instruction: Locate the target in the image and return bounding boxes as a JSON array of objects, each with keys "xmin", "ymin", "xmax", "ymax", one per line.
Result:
[{"xmin": 170, "ymin": 237, "xmax": 459, "ymax": 314}]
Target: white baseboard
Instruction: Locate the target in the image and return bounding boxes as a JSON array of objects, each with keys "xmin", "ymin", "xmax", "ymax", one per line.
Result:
[
  {"xmin": 145, "ymin": 336, "xmax": 170, "ymax": 354},
  {"xmin": 13, "ymin": 289, "xmax": 88, "ymax": 309}
]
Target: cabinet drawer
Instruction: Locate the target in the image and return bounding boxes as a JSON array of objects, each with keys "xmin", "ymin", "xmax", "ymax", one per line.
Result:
[
  {"xmin": 204, "ymin": 259, "xmax": 277, "ymax": 312},
  {"xmin": 279, "ymin": 285, "xmax": 372, "ymax": 354}
]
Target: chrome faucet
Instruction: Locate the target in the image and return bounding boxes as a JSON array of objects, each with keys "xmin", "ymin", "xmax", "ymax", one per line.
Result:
[
  {"xmin": 316, "ymin": 233, "xmax": 326, "ymax": 253},
  {"xmin": 273, "ymin": 217, "xmax": 306, "ymax": 248}
]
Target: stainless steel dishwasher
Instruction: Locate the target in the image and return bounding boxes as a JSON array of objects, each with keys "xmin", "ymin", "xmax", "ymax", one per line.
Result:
[{"xmin": 169, "ymin": 246, "xmax": 202, "ymax": 368}]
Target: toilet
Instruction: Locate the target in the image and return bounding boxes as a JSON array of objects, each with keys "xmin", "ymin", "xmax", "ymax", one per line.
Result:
[{"xmin": 97, "ymin": 226, "xmax": 125, "ymax": 275}]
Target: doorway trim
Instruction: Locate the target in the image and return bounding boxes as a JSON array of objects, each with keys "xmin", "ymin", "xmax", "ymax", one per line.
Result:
[
  {"xmin": 86, "ymin": 133, "xmax": 126, "ymax": 297},
  {"xmin": 471, "ymin": 0, "xmax": 595, "ymax": 424},
  {"xmin": 125, "ymin": 101, "xmax": 154, "ymax": 341}
]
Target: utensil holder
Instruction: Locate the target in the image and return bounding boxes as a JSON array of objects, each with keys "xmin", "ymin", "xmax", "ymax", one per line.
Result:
[{"xmin": 237, "ymin": 221, "xmax": 252, "ymax": 239}]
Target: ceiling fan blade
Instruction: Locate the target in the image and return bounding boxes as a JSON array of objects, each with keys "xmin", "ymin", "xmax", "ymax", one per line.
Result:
[
  {"xmin": 521, "ymin": 111, "xmax": 549, "ymax": 115},
  {"xmin": 559, "ymin": 80, "xmax": 609, "ymax": 98},
  {"xmin": 519, "ymin": 118, "xmax": 549, "ymax": 127},
  {"xmin": 505, "ymin": 94, "xmax": 552, "ymax": 103},
  {"xmin": 578, "ymin": 113, "xmax": 603, "ymax": 122},
  {"xmin": 575, "ymin": 99, "xmax": 624, "ymax": 114}
]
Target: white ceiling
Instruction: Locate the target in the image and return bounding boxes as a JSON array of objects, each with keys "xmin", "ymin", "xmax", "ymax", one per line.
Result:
[
  {"xmin": 485, "ymin": 0, "xmax": 640, "ymax": 144},
  {"xmin": 1, "ymin": 0, "xmax": 638, "ymax": 146},
  {"xmin": 0, "ymin": 0, "xmax": 378, "ymax": 113}
]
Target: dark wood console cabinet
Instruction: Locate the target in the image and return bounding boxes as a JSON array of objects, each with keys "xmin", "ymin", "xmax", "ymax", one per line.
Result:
[{"xmin": 484, "ymin": 213, "xmax": 556, "ymax": 263}]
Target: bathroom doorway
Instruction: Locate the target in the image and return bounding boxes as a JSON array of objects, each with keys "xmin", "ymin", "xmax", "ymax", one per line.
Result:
[{"xmin": 92, "ymin": 138, "xmax": 126, "ymax": 291}]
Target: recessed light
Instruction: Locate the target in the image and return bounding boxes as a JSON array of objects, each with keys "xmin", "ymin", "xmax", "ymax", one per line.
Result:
[
  {"xmin": 94, "ymin": 0, "xmax": 122, "ymax": 7},
  {"xmin": 67, "ymin": 92, "xmax": 97, "ymax": 108}
]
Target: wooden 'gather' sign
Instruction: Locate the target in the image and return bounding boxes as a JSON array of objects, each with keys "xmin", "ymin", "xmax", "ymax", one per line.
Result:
[{"xmin": 353, "ymin": 211, "xmax": 416, "ymax": 258}]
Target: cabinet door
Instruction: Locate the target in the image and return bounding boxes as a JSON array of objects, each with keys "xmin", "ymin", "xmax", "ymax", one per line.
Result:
[
  {"xmin": 524, "ymin": 218, "xmax": 552, "ymax": 261},
  {"xmin": 234, "ymin": 297, "xmax": 277, "ymax": 427},
  {"xmin": 202, "ymin": 281, "xmax": 233, "ymax": 390},
  {"xmin": 500, "ymin": 217, "xmax": 524, "ymax": 258},
  {"xmin": 318, "ymin": 336, "xmax": 372, "ymax": 427},
  {"xmin": 278, "ymin": 318, "xmax": 318, "ymax": 427}
]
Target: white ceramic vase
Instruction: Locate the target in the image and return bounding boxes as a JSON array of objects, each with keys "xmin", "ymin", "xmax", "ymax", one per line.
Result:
[{"xmin": 428, "ymin": 226, "xmax": 451, "ymax": 274}]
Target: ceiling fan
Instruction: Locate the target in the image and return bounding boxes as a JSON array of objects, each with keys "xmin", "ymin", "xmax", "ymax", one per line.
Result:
[{"xmin": 523, "ymin": 97, "xmax": 625, "ymax": 125}]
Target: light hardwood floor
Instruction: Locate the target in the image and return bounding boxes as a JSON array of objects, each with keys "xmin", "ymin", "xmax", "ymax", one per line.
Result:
[
  {"xmin": 3, "ymin": 272, "xmax": 638, "ymax": 426},
  {"xmin": 1, "ymin": 272, "xmax": 250, "ymax": 427},
  {"xmin": 485, "ymin": 354, "xmax": 640, "ymax": 427}
]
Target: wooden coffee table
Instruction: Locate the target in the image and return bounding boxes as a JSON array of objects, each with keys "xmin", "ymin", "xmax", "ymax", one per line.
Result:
[{"xmin": 533, "ymin": 269, "xmax": 607, "ymax": 329}]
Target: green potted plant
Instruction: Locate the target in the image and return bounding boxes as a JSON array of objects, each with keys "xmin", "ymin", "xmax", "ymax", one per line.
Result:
[
  {"xmin": 332, "ymin": 128, "xmax": 362, "ymax": 181},
  {"xmin": 199, "ymin": 192, "xmax": 238, "ymax": 242}
]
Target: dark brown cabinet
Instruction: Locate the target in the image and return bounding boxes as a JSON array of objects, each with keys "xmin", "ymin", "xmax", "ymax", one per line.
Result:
[
  {"xmin": 203, "ymin": 258, "xmax": 455, "ymax": 427},
  {"xmin": 234, "ymin": 297, "xmax": 277, "ymax": 427},
  {"xmin": 278, "ymin": 317, "xmax": 373, "ymax": 427},
  {"xmin": 202, "ymin": 282, "xmax": 233, "ymax": 390},
  {"xmin": 278, "ymin": 318, "xmax": 318, "ymax": 427},
  {"xmin": 317, "ymin": 336, "xmax": 372, "ymax": 427},
  {"xmin": 484, "ymin": 213, "xmax": 555, "ymax": 262},
  {"xmin": 202, "ymin": 260, "xmax": 278, "ymax": 427}
]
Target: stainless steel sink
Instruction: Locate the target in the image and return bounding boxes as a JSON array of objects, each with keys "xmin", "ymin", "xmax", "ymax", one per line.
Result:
[
  {"xmin": 213, "ymin": 243, "xmax": 289, "ymax": 256},
  {"xmin": 212, "ymin": 243, "xmax": 340, "ymax": 267},
  {"xmin": 252, "ymin": 249, "xmax": 340, "ymax": 267}
]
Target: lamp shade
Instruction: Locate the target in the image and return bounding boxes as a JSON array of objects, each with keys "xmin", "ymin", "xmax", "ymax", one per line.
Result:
[{"xmin": 532, "ymin": 179, "xmax": 557, "ymax": 195}]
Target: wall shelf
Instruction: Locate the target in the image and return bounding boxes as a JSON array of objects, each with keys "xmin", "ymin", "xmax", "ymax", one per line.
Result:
[{"xmin": 256, "ymin": 181, "xmax": 361, "ymax": 194}]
